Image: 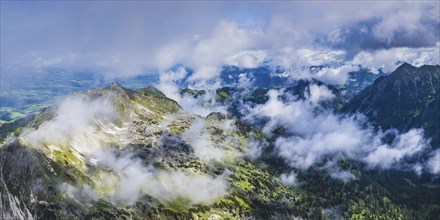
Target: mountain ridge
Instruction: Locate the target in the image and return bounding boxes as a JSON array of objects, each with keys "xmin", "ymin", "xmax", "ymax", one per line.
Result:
[
  {"xmin": 0, "ymin": 84, "xmax": 309, "ymax": 219},
  {"xmin": 1, "ymin": 76, "xmax": 440, "ymax": 219},
  {"xmin": 344, "ymin": 63, "xmax": 440, "ymax": 147}
]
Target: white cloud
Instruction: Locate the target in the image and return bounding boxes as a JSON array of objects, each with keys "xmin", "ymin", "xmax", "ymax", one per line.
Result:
[
  {"xmin": 280, "ymin": 171, "xmax": 300, "ymax": 187},
  {"xmin": 363, "ymin": 129, "xmax": 429, "ymax": 169},
  {"xmin": 245, "ymin": 138, "xmax": 267, "ymax": 160},
  {"xmin": 329, "ymin": 170, "xmax": 357, "ymax": 183},
  {"xmin": 270, "ymin": 47, "xmax": 346, "ymax": 70},
  {"xmin": 322, "ymin": 160, "xmax": 358, "ymax": 183},
  {"xmin": 188, "ymin": 66, "xmax": 220, "ymax": 82},
  {"xmin": 155, "ymin": 21, "xmax": 266, "ymax": 79},
  {"xmin": 371, "ymin": 2, "xmax": 439, "ymax": 45},
  {"xmin": 20, "ymin": 94, "xmax": 117, "ymax": 152},
  {"xmin": 156, "ymin": 67, "xmax": 227, "ymax": 117},
  {"xmin": 426, "ymin": 150, "xmax": 440, "ymax": 175},
  {"xmin": 159, "ymin": 66, "xmax": 189, "ymax": 83},
  {"xmin": 245, "ymin": 87, "xmax": 434, "ymax": 179},
  {"xmin": 248, "ymin": 87, "xmax": 340, "ymax": 138},
  {"xmin": 94, "ymin": 152, "xmax": 228, "ymax": 205},
  {"xmin": 308, "ymin": 84, "xmax": 335, "ymax": 104},
  {"xmin": 237, "ymin": 73, "xmax": 255, "ymax": 88},
  {"xmin": 312, "ymin": 65, "xmax": 360, "ymax": 85},
  {"xmin": 156, "ymin": 40, "xmax": 191, "ymax": 71},
  {"xmin": 224, "ymin": 50, "xmax": 268, "ymax": 68},
  {"xmin": 275, "ymin": 127, "xmax": 364, "ymax": 170},
  {"xmin": 181, "ymin": 120, "xmax": 228, "ymax": 162},
  {"xmin": 296, "ymin": 48, "xmax": 346, "ymax": 66},
  {"xmin": 351, "ymin": 44, "xmax": 440, "ymax": 73},
  {"xmin": 156, "ymin": 67, "xmax": 189, "ymax": 102},
  {"xmin": 191, "ymin": 21, "xmax": 263, "ymax": 68},
  {"xmin": 269, "ymin": 48, "xmax": 358, "ymax": 85}
]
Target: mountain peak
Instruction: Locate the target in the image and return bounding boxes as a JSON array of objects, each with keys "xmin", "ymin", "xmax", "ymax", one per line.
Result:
[
  {"xmin": 108, "ymin": 81, "xmax": 124, "ymax": 89},
  {"xmin": 105, "ymin": 82, "xmax": 129, "ymax": 94},
  {"xmin": 395, "ymin": 62, "xmax": 417, "ymax": 72},
  {"xmin": 345, "ymin": 64, "xmax": 440, "ymax": 147}
]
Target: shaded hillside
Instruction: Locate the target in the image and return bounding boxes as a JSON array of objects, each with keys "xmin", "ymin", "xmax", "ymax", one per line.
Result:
[{"xmin": 344, "ymin": 63, "xmax": 440, "ymax": 147}]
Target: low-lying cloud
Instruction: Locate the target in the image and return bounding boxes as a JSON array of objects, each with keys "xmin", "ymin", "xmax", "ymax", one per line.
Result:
[
  {"xmin": 181, "ymin": 120, "xmax": 227, "ymax": 162},
  {"xmin": 64, "ymin": 151, "xmax": 228, "ymax": 205},
  {"xmin": 20, "ymin": 92, "xmax": 228, "ymax": 205},
  {"xmin": 156, "ymin": 67, "xmax": 227, "ymax": 117},
  {"xmin": 245, "ymin": 84, "xmax": 440, "ymax": 180}
]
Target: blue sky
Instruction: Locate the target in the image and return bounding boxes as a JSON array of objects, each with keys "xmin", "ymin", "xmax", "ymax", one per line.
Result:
[{"xmin": 1, "ymin": 1, "xmax": 439, "ymax": 79}]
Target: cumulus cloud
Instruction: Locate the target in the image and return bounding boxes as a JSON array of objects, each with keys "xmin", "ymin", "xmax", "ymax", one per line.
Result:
[
  {"xmin": 61, "ymin": 154, "xmax": 228, "ymax": 205},
  {"xmin": 179, "ymin": 93, "xmax": 228, "ymax": 117},
  {"xmin": 259, "ymin": 46, "xmax": 346, "ymax": 70},
  {"xmin": 156, "ymin": 67, "xmax": 189, "ymax": 101}
]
